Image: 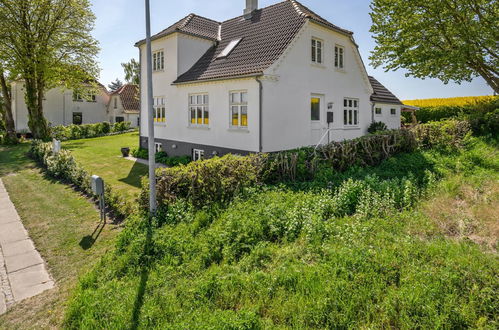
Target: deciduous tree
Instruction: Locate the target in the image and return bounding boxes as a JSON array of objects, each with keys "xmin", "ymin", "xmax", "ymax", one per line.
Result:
[
  {"xmin": 370, "ymin": 0, "xmax": 498, "ymax": 94},
  {"xmin": 122, "ymin": 59, "xmax": 140, "ymax": 86},
  {"xmin": 0, "ymin": 0, "xmax": 99, "ymax": 140},
  {"xmin": 0, "ymin": 66, "xmax": 18, "ymax": 144}
]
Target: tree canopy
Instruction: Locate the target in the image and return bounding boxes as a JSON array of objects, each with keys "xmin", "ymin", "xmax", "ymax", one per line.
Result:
[
  {"xmin": 122, "ymin": 59, "xmax": 140, "ymax": 86},
  {"xmin": 108, "ymin": 78, "xmax": 124, "ymax": 92},
  {"xmin": 0, "ymin": 0, "xmax": 99, "ymax": 139},
  {"xmin": 370, "ymin": 0, "xmax": 499, "ymax": 94}
]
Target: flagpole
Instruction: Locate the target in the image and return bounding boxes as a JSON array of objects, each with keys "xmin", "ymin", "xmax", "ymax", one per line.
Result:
[{"xmin": 145, "ymin": 0, "xmax": 157, "ymax": 214}]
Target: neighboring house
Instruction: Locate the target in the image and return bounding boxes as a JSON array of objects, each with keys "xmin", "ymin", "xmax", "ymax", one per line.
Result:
[
  {"xmin": 108, "ymin": 84, "xmax": 140, "ymax": 127},
  {"xmin": 11, "ymin": 81, "xmax": 109, "ymax": 132},
  {"xmin": 136, "ymin": 0, "xmax": 404, "ymax": 160}
]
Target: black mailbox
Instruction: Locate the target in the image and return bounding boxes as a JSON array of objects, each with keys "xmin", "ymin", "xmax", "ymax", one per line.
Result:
[{"xmin": 327, "ymin": 112, "xmax": 334, "ymax": 124}]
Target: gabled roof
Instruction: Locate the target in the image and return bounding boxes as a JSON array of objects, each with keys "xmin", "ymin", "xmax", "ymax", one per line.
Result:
[
  {"xmin": 135, "ymin": 14, "xmax": 220, "ymax": 46},
  {"xmin": 111, "ymin": 84, "xmax": 140, "ymax": 113},
  {"xmin": 170, "ymin": 0, "xmax": 353, "ymax": 84},
  {"xmin": 368, "ymin": 76, "xmax": 403, "ymax": 105}
]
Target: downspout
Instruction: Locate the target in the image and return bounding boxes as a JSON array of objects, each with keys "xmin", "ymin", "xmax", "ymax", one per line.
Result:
[
  {"xmin": 371, "ymin": 102, "xmax": 375, "ymax": 124},
  {"xmin": 256, "ymin": 76, "xmax": 263, "ymax": 153}
]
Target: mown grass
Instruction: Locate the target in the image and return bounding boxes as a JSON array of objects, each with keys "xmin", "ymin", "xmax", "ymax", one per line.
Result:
[
  {"xmin": 62, "ymin": 131, "xmax": 146, "ymax": 199},
  {"xmin": 65, "ymin": 137, "xmax": 499, "ymax": 328},
  {"xmin": 0, "ymin": 144, "xmax": 121, "ymax": 329}
]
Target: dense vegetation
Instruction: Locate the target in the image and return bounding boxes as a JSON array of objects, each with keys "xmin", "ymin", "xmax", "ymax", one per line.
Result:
[
  {"xmin": 64, "ymin": 119, "xmax": 499, "ymax": 328},
  {"xmin": 51, "ymin": 121, "xmax": 132, "ymax": 141},
  {"xmin": 403, "ymin": 96, "xmax": 496, "ymax": 107}
]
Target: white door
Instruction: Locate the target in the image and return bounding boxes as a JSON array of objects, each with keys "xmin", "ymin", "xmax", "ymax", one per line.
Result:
[{"xmin": 310, "ymin": 94, "xmax": 325, "ymax": 146}]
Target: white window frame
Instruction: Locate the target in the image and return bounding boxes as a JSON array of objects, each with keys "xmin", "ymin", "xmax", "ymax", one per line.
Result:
[
  {"xmin": 189, "ymin": 93, "xmax": 209, "ymax": 127},
  {"xmin": 375, "ymin": 107, "xmax": 383, "ymax": 116},
  {"xmin": 343, "ymin": 98, "xmax": 359, "ymax": 127},
  {"xmin": 311, "ymin": 38, "xmax": 323, "ymax": 64},
  {"xmin": 154, "ymin": 97, "xmax": 166, "ymax": 124},
  {"xmin": 155, "ymin": 142, "xmax": 162, "ymax": 153},
  {"xmin": 152, "ymin": 50, "xmax": 165, "ymax": 72},
  {"xmin": 390, "ymin": 108, "xmax": 397, "ymax": 116},
  {"xmin": 311, "ymin": 95, "xmax": 321, "ymax": 122},
  {"xmin": 335, "ymin": 45, "xmax": 345, "ymax": 69},
  {"xmin": 230, "ymin": 90, "xmax": 248, "ymax": 129},
  {"xmin": 193, "ymin": 149, "xmax": 204, "ymax": 161}
]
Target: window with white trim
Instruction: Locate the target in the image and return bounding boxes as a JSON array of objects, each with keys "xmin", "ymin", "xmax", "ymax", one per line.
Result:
[
  {"xmin": 189, "ymin": 93, "xmax": 209, "ymax": 126},
  {"xmin": 335, "ymin": 45, "xmax": 345, "ymax": 69},
  {"xmin": 311, "ymin": 96, "xmax": 321, "ymax": 121},
  {"xmin": 193, "ymin": 149, "xmax": 204, "ymax": 161},
  {"xmin": 311, "ymin": 38, "xmax": 323, "ymax": 64},
  {"xmin": 152, "ymin": 50, "xmax": 164, "ymax": 72},
  {"xmin": 155, "ymin": 142, "xmax": 162, "ymax": 153},
  {"xmin": 230, "ymin": 91, "xmax": 248, "ymax": 128},
  {"xmin": 375, "ymin": 107, "xmax": 382, "ymax": 116},
  {"xmin": 154, "ymin": 97, "xmax": 166, "ymax": 123},
  {"xmin": 343, "ymin": 98, "xmax": 359, "ymax": 126},
  {"xmin": 391, "ymin": 108, "xmax": 397, "ymax": 116}
]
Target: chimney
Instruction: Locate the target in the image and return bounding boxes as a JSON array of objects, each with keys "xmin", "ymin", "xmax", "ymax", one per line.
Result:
[{"xmin": 244, "ymin": 0, "xmax": 258, "ymax": 19}]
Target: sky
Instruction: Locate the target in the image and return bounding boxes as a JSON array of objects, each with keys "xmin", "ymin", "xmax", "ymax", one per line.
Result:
[{"xmin": 90, "ymin": 0, "xmax": 494, "ymax": 100}]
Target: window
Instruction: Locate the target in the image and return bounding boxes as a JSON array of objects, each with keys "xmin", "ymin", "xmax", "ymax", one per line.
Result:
[
  {"xmin": 311, "ymin": 38, "xmax": 323, "ymax": 64},
  {"xmin": 154, "ymin": 97, "xmax": 166, "ymax": 123},
  {"xmin": 152, "ymin": 50, "xmax": 164, "ymax": 71},
  {"xmin": 391, "ymin": 108, "xmax": 397, "ymax": 116},
  {"xmin": 311, "ymin": 97, "xmax": 321, "ymax": 121},
  {"xmin": 137, "ymin": 117, "xmax": 140, "ymax": 127},
  {"xmin": 73, "ymin": 92, "xmax": 83, "ymax": 102},
  {"xmin": 375, "ymin": 107, "xmax": 382, "ymax": 115},
  {"xmin": 230, "ymin": 91, "xmax": 248, "ymax": 128},
  {"xmin": 155, "ymin": 143, "xmax": 162, "ymax": 153},
  {"xmin": 115, "ymin": 116, "xmax": 125, "ymax": 123},
  {"xmin": 343, "ymin": 98, "xmax": 359, "ymax": 126},
  {"xmin": 217, "ymin": 39, "xmax": 242, "ymax": 59},
  {"xmin": 89, "ymin": 93, "xmax": 96, "ymax": 102},
  {"xmin": 189, "ymin": 93, "xmax": 209, "ymax": 126},
  {"xmin": 193, "ymin": 149, "xmax": 204, "ymax": 161},
  {"xmin": 335, "ymin": 45, "xmax": 345, "ymax": 69},
  {"xmin": 73, "ymin": 112, "xmax": 83, "ymax": 125},
  {"xmin": 114, "ymin": 98, "xmax": 118, "ymax": 109}
]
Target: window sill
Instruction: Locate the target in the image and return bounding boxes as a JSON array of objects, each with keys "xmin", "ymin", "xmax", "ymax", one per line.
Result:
[
  {"xmin": 154, "ymin": 122, "xmax": 166, "ymax": 126},
  {"xmin": 187, "ymin": 125, "xmax": 210, "ymax": 130},
  {"xmin": 228, "ymin": 127, "xmax": 250, "ymax": 133},
  {"xmin": 311, "ymin": 63, "xmax": 326, "ymax": 69},
  {"xmin": 335, "ymin": 68, "xmax": 346, "ymax": 73},
  {"xmin": 152, "ymin": 70, "xmax": 165, "ymax": 73},
  {"xmin": 342, "ymin": 126, "xmax": 361, "ymax": 130}
]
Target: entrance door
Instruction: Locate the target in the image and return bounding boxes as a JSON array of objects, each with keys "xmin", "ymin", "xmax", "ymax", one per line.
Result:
[{"xmin": 310, "ymin": 94, "xmax": 325, "ymax": 146}]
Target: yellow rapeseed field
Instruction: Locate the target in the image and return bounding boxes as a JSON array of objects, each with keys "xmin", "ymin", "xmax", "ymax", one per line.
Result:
[{"xmin": 403, "ymin": 95, "xmax": 497, "ymax": 107}]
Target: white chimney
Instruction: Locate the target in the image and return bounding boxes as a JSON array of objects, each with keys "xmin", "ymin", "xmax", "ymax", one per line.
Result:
[{"xmin": 244, "ymin": 0, "xmax": 258, "ymax": 18}]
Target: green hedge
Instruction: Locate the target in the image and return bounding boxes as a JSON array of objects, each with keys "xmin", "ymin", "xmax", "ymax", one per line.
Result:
[
  {"xmin": 412, "ymin": 120, "xmax": 472, "ymax": 150},
  {"xmin": 131, "ymin": 148, "xmax": 191, "ymax": 167},
  {"xmin": 50, "ymin": 121, "xmax": 132, "ymax": 141},
  {"xmin": 29, "ymin": 140, "xmax": 134, "ymax": 220}
]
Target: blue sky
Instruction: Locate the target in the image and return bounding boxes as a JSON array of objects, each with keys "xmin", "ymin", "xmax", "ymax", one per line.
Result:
[{"xmin": 90, "ymin": 0, "xmax": 493, "ymax": 100}]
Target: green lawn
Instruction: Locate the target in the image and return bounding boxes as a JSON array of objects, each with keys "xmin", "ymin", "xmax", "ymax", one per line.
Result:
[
  {"xmin": 0, "ymin": 144, "xmax": 121, "ymax": 329},
  {"xmin": 63, "ymin": 132, "xmax": 147, "ymax": 199}
]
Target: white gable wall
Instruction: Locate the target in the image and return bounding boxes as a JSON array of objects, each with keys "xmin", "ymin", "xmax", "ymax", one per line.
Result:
[{"xmin": 261, "ymin": 21, "xmax": 374, "ymax": 152}]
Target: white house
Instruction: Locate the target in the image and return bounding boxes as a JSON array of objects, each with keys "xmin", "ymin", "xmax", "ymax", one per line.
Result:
[
  {"xmin": 11, "ymin": 81, "xmax": 110, "ymax": 132},
  {"xmin": 107, "ymin": 84, "xmax": 140, "ymax": 127},
  {"xmin": 137, "ymin": 0, "xmax": 404, "ymax": 160}
]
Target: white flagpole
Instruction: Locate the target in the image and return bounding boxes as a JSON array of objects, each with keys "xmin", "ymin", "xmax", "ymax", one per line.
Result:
[{"xmin": 145, "ymin": 0, "xmax": 157, "ymax": 214}]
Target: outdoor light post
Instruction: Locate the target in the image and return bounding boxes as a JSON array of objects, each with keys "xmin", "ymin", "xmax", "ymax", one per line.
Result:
[{"xmin": 145, "ymin": 0, "xmax": 157, "ymax": 214}]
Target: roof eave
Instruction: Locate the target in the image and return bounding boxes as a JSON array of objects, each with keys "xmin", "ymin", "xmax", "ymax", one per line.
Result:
[
  {"xmin": 173, "ymin": 72, "xmax": 263, "ymax": 85},
  {"xmin": 308, "ymin": 19, "xmax": 353, "ymax": 37},
  {"xmin": 135, "ymin": 30, "xmax": 218, "ymax": 47}
]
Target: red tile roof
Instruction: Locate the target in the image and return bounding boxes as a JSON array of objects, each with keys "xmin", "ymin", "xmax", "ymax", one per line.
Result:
[{"xmin": 111, "ymin": 84, "xmax": 140, "ymax": 113}]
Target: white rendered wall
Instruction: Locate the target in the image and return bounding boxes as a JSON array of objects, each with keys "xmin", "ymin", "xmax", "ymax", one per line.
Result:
[{"xmin": 373, "ymin": 103, "xmax": 402, "ymax": 130}]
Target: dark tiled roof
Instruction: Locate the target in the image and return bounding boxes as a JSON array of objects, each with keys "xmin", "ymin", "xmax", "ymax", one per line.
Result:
[
  {"xmin": 135, "ymin": 14, "xmax": 220, "ymax": 46},
  {"xmin": 112, "ymin": 84, "xmax": 140, "ymax": 113},
  {"xmin": 368, "ymin": 76, "xmax": 403, "ymax": 105},
  {"xmin": 174, "ymin": 0, "xmax": 352, "ymax": 84}
]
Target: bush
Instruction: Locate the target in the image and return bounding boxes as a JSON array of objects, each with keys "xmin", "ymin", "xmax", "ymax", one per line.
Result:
[
  {"xmin": 141, "ymin": 154, "xmax": 265, "ymax": 209},
  {"xmin": 50, "ymin": 122, "xmax": 133, "ymax": 141},
  {"xmin": 131, "ymin": 147, "xmax": 149, "ymax": 160},
  {"xmin": 29, "ymin": 140, "xmax": 134, "ymax": 220},
  {"xmin": 412, "ymin": 120, "xmax": 471, "ymax": 151},
  {"xmin": 367, "ymin": 121, "xmax": 388, "ymax": 134},
  {"xmin": 132, "ymin": 148, "xmax": 191, "ymax": 167}
]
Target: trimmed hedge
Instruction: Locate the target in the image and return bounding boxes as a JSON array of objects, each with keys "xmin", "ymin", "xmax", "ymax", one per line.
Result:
[
  {"xmin": 131, "ymin": 148, "xmax": 191, "ymax": 167},
  {"xmin": 29, "ymin": 140, "xmax": 134, "ymax": 220},
  {"xmin": 50, "ymin": 121, "xmax": 132, "ymax": 141}
]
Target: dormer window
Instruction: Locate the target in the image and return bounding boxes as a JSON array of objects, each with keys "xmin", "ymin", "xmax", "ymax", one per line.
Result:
[
  {"xmin": 152, "ymin": 50, "xmax": 164, "ymax": 71},
  {"xmin": 217, "ymin": 39, "xmax": 242, "ymax": 59}
]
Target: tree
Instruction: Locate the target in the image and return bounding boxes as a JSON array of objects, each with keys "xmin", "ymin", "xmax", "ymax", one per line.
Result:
[
  {"xmin": 122, "ymin": 59, "xmax": 140, "ymax": 85},
  {"xmin": 0, "ymin": 66, "xmax": 17, "ymax": 144},
  {"xmin": 370, "ymin": 0, "xmax": 499, "ymax": 94},
  {"xmin": 108, "ymin": 78, "xmax": 124, "ymax": 92},
  {"xmin": 0, "ymin": 0, "xmax": 99, "ymax": 140}
]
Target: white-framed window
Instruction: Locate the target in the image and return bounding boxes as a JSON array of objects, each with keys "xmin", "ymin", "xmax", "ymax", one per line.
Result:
[
  {"xmin": 391, "ymin": 108, "xmax": 397, "ymax": 116},
  {"xmin": 375, "ymin": 107, "xmax": 382, "ymax": 116},
  {"xmin": 230, "ymin": 91, "xmax": 248, "ymax": 128},
  {"xmin": 335, "ymin": 45, "xmax": 345, "ymax": 69},
  {"xmin": 193, "ymin": 149, "xmax": 204, "ymax": 161},
  {"xmin": 311, "ymin": 96, "xmax": 321, "ymax": 121},
  {"xmin": 311, "ymin": 38, "xmax": 323, "ymax": 64},
  {"xmin": 189, "ymin": 93, "xmax": 209, "ymax": 126},
  {"xmin": 114, "ymin": 98, "xmax": 118, "ymax": 109},
  {"xmin": 73, "ymin": 92, "xmax": 83, "ymax": 102},
  {"xmin": 154, "ymin": 97, "xmax": 166, "ymax": 123},
  {"xmin": 343, "ymin": 98, "xmax": 359, "ymax": 126},
  {"xmin": 152, "ymin": 50, "xmax": 164, "ymax": 72},
  {"xmin": 155, "ymin": 142, "xmax": 162, "ymax": 153}
]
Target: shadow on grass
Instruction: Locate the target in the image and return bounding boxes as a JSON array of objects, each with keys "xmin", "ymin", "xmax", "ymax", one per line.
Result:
[
  {"xmin": 119, "ymin": 161, "xmax": 148, "ymax": 190},
  {"xmin": 0, "ymin": 144, "xmax": 36, "ymax": 176},
  {"xmin": 79, "ymin": 220, "xmax": 106, "ymax": 250},
  {"xmin": 129, "ymin": 219, "xmax": 153, "ymax": 330}
]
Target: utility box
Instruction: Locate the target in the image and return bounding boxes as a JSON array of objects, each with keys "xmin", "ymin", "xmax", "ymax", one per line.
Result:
[
  {"xmin": 91, "ymin": 175, "xmax": 104, "ymax": 196},
  {"xmin": 327, "ymin": 112, "xmax": 334, "ymax": 124}
]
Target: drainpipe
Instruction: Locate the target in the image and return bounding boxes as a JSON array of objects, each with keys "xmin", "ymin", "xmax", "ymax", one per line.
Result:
[
  {"xmin": 371, "ymin": 102, "xmax": 375, "ymax": 123},
  {"xmin": 256, "ymin": 76, "xmax": 263, "ymax": 153}
]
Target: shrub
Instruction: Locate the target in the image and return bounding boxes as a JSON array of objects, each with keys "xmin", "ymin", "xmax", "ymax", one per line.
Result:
[
  {"xmin": 50, "ymin": 121, "xmax": 133, "ymax": 141},
  {"xmin": 132, "ymin": 148, "xmax": 191, "ymax": 167},
  {"xmin": 141, "ymin": 154, "xmax": 265, "ymax": 209},
  {"xmin": 368, "ymin": 121, "xmax": 388, "ymax": 134},
  {"xmin": 131, "ymin": 147, "xmax": 149, "ymax": 160},
  {"xmin": 412, "ymin": 120, "xmax": 471, "ymax": 150}
]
